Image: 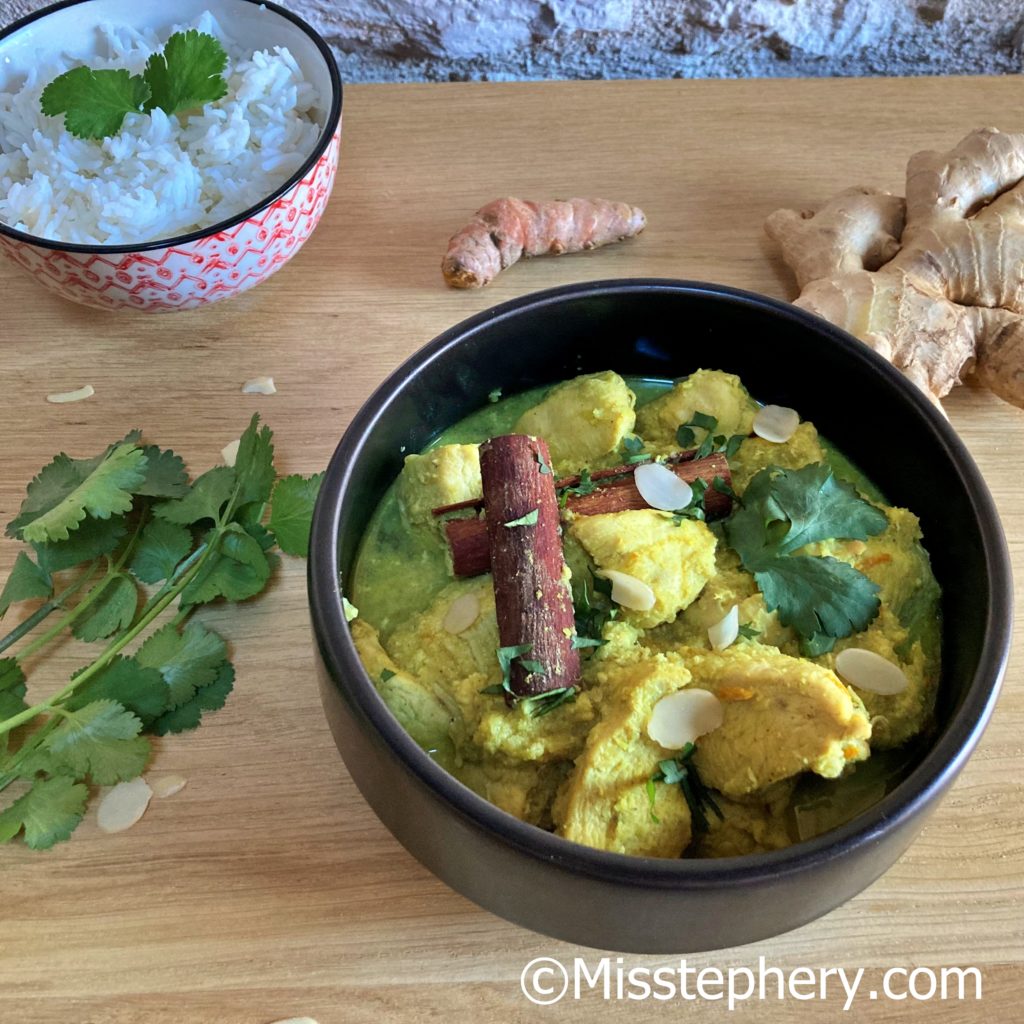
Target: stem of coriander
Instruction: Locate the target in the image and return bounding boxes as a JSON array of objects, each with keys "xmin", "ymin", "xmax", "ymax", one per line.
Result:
[
  {"xmin": 0, "ymin": 561, "xmax": 102, "ymax": 657},
  {"xmin": 13, "ymin": 515, "xmax": 147, "ymax": 663},
  {"xmin": 0, "ymin": 531, "xmax": 222, "ymax": 739}
]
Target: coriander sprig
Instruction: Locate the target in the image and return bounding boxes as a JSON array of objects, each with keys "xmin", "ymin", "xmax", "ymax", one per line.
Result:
[
  {"xmin": 40, "ymin": 30, "xmax": 229, "ymax": 141},
  {"xmin": 0, "ymin": 416, "xmax": 322, "ymax": 849}
]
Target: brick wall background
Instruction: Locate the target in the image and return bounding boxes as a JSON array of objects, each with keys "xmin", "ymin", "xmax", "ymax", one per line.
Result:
[{"xmin": 4, "ymin": 0, "xmax": 1022, "ymax": 82}]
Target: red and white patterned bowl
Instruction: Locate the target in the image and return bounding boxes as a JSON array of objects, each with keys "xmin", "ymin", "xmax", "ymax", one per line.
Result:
[{"xmin": 0, "ymin": 0, "xmax": 343, "ymax": 312}]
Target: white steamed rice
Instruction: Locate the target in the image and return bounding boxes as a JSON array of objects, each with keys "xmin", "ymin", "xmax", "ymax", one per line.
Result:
[{"xmin": 0, "ymin": 10, "xmax": 323, "ymax": 245}]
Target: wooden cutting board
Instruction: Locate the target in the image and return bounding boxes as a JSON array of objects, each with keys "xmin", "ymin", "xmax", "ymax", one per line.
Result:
[{"xmin": 1, "ymin": 76, "xmax": 1021, "ymax": 1023}]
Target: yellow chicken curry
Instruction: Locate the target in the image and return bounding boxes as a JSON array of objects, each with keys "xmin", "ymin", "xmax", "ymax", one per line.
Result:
[{"xmin": 348, "ymin": 370, "xmax": 941, "ymax": 859}]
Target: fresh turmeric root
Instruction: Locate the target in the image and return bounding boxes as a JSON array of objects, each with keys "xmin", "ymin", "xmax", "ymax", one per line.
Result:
[
  {"xmin": 442, "ymin": 197, "xmax": 646, "ymax": 288},
  {"xmin": 765, "ymin": 127, "xmax": 1024, "ymax": 409}
]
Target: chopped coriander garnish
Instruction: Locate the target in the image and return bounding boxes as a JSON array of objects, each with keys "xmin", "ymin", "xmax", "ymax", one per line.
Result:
[
  {"xmin": 620, "ymin": 435, "xmax": 649, "ymax": 464},
  {"xmin": 737, "ymin": 623, "xmax": 761, "ymax": 640},
  {"xmin": 676, "ymin": 413, "xmax": 747, "ymax": 462},
  {"xmin": 647, "ymin": 742, "xmax": 723, "ymax": 833},
  {"xmin": 504, "ymin": 508, "xmax": 539, "ymax": 528},
  {"xmin": 571, "ymin": 635, "xmax": 604, "ymax": 650},
  {"xmin": 672, "ymin": 478, "xmax": 709, "ymax": 524},
  {"xmin": 712, "ymin": 474, "xmax": 739, "ymax": 503},
  {"xmin": 523, "ymin": 685, "xmax": 577, "ymax": 718},
  {"xmin": 536, "ymin": 451, "xmax": 552, "ymax": 475},
  {"xmin": 380, "ymin": 669, "xmax": 396, "ymax": 683},
  {"xmin": 488, "ymin": 388, "xmax": 503, "ymax": 403},
  {"xmin": 559, "ymin": 468, "xmax": 597, "ymax": 507}
]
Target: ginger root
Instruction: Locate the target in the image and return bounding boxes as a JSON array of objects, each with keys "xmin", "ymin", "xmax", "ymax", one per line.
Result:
[
  {"xmin": 765, "ymin": 127, "xmax": 1024, "ymax": 409},
  {"xmin": 442, "ymin": 197, "xmax": 646, "ymax": 288}
]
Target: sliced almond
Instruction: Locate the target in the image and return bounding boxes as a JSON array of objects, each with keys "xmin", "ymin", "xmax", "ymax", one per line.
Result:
[
  {"xmin": 753, "ymin": 404, "xmax": 800, "ymax": 443},
  {"xmin": 242, "ymin": 376, "xmax": 277, "ymax": 395},
  {"xmin": 633, "ymin": 461, "xmax": 693, "ymax": 512},
  {"xmin": 647, "ymin": 689, "xmax": 725, "ymax": 750},
  {"xmin": 149, "ymin": 774, "xmax": 187, "ymax": 799},
  {"xmin": 46, "ymin": 384, "xmax": 94, "ymax": 404},
  {"xmin": 96, "ymin": 778, "xmax": 153, "ymax": 833},
  {"xmin": 835, "ymin": 648, "xmax": 909, "ymax": 695},
  {"xmin": 708, "ymin": 605, "xmax": 739, "ymax": 651},
  {"xmin": 442, "ymin": 591, "xmax": 480, "ymax": 634},
  {"xmin": 221, "ymin": 439, "xmax": 241, "ymax": 466},
  {"xmin": 597, "ymin": 569, "xmax": 656, "ymax": 612}
]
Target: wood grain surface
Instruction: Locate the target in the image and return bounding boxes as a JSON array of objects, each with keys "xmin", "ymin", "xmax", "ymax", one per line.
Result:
[{"xmin": 1, "ymin": 77, "xmax": 1022, "ymax": 1023}]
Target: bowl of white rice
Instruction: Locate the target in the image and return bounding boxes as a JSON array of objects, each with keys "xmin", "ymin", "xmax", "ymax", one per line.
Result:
[{"xmin": 0, "ymin": 0, "xmax": 342, "ymax": 311}]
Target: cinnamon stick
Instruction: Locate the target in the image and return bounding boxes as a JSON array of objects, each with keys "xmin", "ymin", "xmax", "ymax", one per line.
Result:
[
  {"xmin": 445, "ymin": 452, "xmax": 732, "ymax": 578},
  {"xmin": 479, "ymin": 435, "xmax": 579, "ymax": 701}
]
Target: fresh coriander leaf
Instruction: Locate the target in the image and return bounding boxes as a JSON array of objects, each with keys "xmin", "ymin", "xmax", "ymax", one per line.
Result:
[
  {"xmin": 231, "ymin": 414, "xmax": 276, "ymax": 511},
  {"xmin": 143, "ymin": 30, "xmax": 228, "ymax": 116},
  {"xmin": 518, "ymin": 658, "xmax": 545, "ymax": 675},
  {"xmin": 504, "ymin": 509, "xmax": 539, "ymax": 528},
  {"xmin": 725, "ymin": 463, "xmax": 888, "ymax": 640},
  {"xmin": 754, "ymin": 555, "xmax": 881, "ymax": 640},
  {"xmin": 487, "ymin": 388, "xmax": 502, "ymax": 404},
  {"xmin": 675, "ymin": 425, "xmax": 695, "ymax": 449},
  {"xmin": 380, "ymin": 669, "xmax": 396, "ymax": 684},
  {"xmin": 150, "ymin": 660, "xmax": 234, "ymax": 736},
  {"xmin": 737, "ymin": 623, "xmax": 761, "ymax": 640},
  {"xmin": 712, "ymin": 475, "xmax": 739, "ymax": 503},
  {"xmin": 40, "ymin": 66, "xmax": 150, "ymax": 140},
  {"xmin": 479, "ymin": 683, "xmax": 506, "ymax": 695},
  {"xmin": 129, "ymin": 519, "xmax": 192, "ymax": 584},
  {"xmin": 179, "ymin": 526, "xmax": 271, "ymax": 605},
  {"xmin": 687, "ymin": 412, "xmax": 718, "ymax": 433},
  {"xmin": 153, "ymin": 465, "xmax": 236, "ymax": 526},
  {"xmin": 64, "ymin": 655, "xmax": 169, "ymax": 726},
  {"xmin": 0, "ymin": 775, "xmax": 88, "ymax": 849},
  {"xmin": 8, "ymin": 442, "xmax": 147, "ymax": 543},
  {"xmin": 42, "ymin": 699, "xmax": 149, "ymax": 786},
  {"xmin": 735, "ymin": 464, "xmax": 888, "ymax": 558},
  {"xmin": 33, "ymin": 515, "xmax": 126, "ymax": 574},
  {"xmin": 71, "ymin": 574, "xmax": 137, "ymax": 642},
  {"xmin": 135, "ymin": 620, "xmax": 227, "ymax": 707},
  {"xmin": 571, "ymin": 635, "xmax": 604, "ymax": 649},
  {"xmin": 800, "ymin": 632, "xmax": 838, "ymax": 658},
  {"xmin": 136, "ymin": 445, "xmax": 189, "ymax": 498},
  {"xmin": 523, "ymin": 685, "xmax": 577, "ymax": 717},
  {"xmin": 725, "ymin": 434, "xmax": 746, "ymax": 459},
  {"xmin": 269, "ymin": 472, "xmax": 323, "ymax": 557},
  {"xmin": 560, "ymin": 468, "xmax": 597, "ymax": 507},
  {"xmin": 0, "ymin": 552, "xmax": 52, "ymax": 617},
  {"xmin": 0, "ymin": 658, "xmax": 28, "ymax": 721},
  {"xmin": 536, "ymin": 451, "xmax": 552, "ymax": 476}
]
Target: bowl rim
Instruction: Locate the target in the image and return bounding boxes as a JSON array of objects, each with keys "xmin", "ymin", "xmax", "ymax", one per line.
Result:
[
  {"xmin": 309, "ymin": 278, "xmax": 1013, "ymax": 888},
  {"xmin": 0, "ymin": 0, "xmax": 343, "ymax": 255}
]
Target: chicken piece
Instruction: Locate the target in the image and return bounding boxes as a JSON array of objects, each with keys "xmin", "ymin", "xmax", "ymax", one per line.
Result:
[
  {"xmin": 682, "ymin": 646, "xmax": 872, "ymax": 797},
  {"xmin": 385, "ymin": 578, "xmax": 500, "ymax": 689},
  {"xmin": 554, "ymin": 655, "xmax": 692, "ymax": 858},
  {"xmin": 514, "ymin": 370, "xmax": 636, "ymax": 475},
  {"xmin": 454, "ymin": 759, "xmax": 571, "ymax": 828},
  {"xmin": 471, "ymin": 690, "xmax": 599, "ymax": 765},
  {"xmin": 569, "ymin": 510, "xmax": 717, "ymax": 628},
  {"xmin": 693, "ymin": 792, "xmax": 794, "ymax": 858},
  {"xmin": 635, "ymin": 369, "xmax": 758, "ymax": 451},
  {"xmin": 729, "ymin": 422, "xmax": 826, "ymax": 495},
  {"xmin": 399, "ymin": 443, "xmax": 481, "ymax": 526},
  {"xmin": 350, "ymin": 619, "xmax": 454, "ymax": 751}
]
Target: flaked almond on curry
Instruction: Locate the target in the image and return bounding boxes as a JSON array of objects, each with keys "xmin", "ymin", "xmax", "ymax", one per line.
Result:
[{"xmin": 347, "ymin": 369, "xmax": 941, "ymax": 858}]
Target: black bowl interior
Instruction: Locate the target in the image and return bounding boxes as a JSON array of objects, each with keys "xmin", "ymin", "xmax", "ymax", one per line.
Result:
[{"xmin": 311, "ymin": 279, "xmax": 1011, "ymax": 951}]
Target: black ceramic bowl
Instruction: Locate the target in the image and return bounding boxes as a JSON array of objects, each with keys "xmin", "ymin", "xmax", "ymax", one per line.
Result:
[{"xmin": 309, "ymin": 279, "xmax": 1012, "ymax": 953}]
